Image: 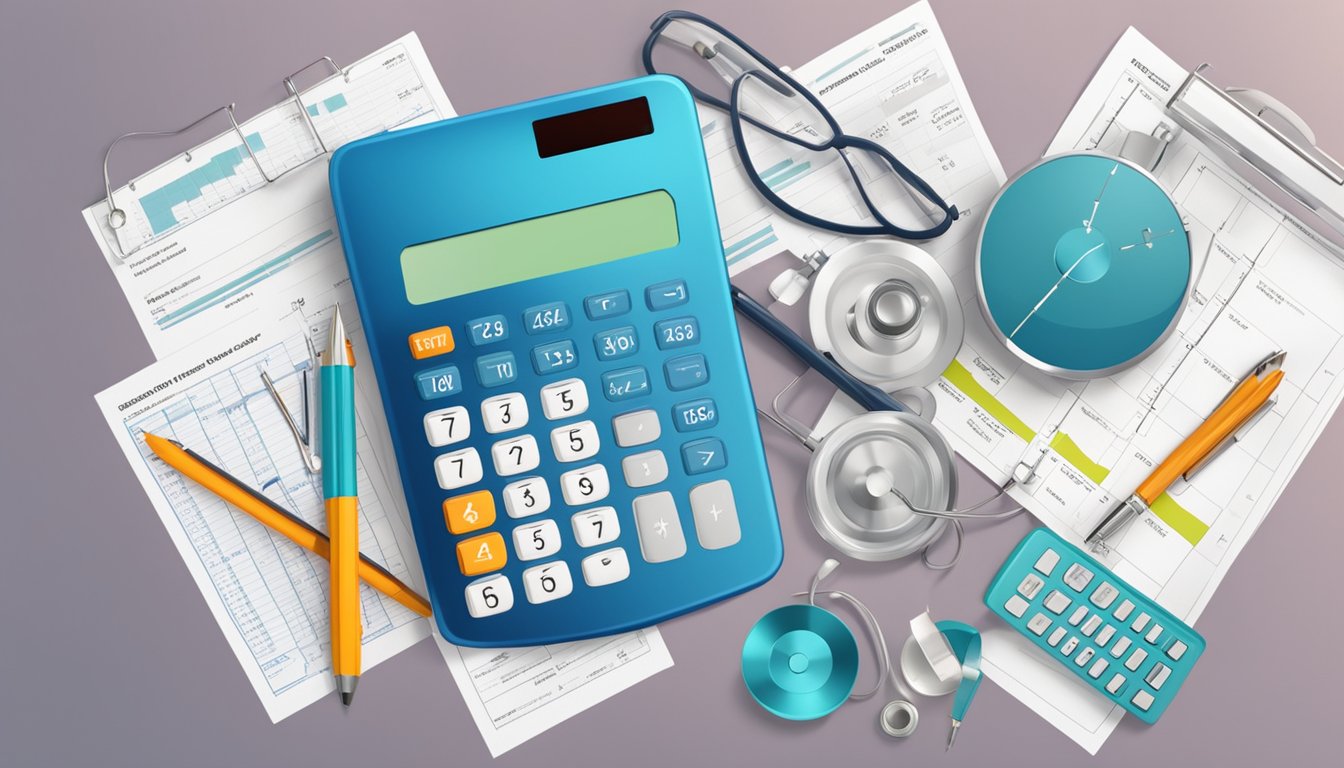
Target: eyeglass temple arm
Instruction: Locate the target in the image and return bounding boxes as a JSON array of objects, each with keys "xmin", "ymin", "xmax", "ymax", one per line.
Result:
[
  {"xmin": 730, "ymin": 284, "xmax": 905, "ymax": 413},
  {"xmin": 656, "ymin": 20, "xmax": 792, "ymax": 96}
]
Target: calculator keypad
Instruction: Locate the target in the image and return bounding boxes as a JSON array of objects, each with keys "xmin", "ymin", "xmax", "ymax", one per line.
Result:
[{"xmin": 409, "ymin": 278, "xmax": 742, "ymax": 622}]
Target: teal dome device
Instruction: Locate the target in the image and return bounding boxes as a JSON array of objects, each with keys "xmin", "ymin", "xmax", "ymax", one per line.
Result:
[
  {"xmin": 741, "ymin": 604, "xmax": 859, "ymax": 720},
  {"xmin": 976, "ymin": 153, "xmax": 1191, "ymax": 378}
]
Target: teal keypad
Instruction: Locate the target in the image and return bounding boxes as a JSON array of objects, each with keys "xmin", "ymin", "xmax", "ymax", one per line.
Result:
[
  {"xmin": 654, "ymin": 316, "xmax": 699, "ymax": 350},
  {"xmin": 417, "ymin": 364, "xmax": 462, "ymax": 400},
  {"xmin": 524, "ymin": 301, "xmax": 571, "ymax": 334},
  {"xmin": 681, "ymin": 438, "xmax": 726, "ymax": 474},
  {"xmin": 672, "ymin": 398, "xmax": 718, "ymax": 432},
  {"xmin": 664, "ymin": 354, "xmax": 708, "ymax": 391},
  {"xmin": 476, "ymin": 351, "xmax": 518, "ymax": 387},
  {"xmin": 467, "ymin": 314, "xmax": 509, "ymax": 346},
  {"xmin": 602, "ymin": 366, "xmax": 650, "ymax": 401},
  {"xmin": 532, "ymin": 339, "xmax": 578, "ymax": 374},
  {"xmin": 645, "ymin": 279, "xmax": 688, "ymax": 310},
  {"xmin": 594, "ymin": 326, "xmax": 639, "ymax": 361},
  {"xmin": 584, "ymin": 290, "xmax": 631, "ymax": 320}
]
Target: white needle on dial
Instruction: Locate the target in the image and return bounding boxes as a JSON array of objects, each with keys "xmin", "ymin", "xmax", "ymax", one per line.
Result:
[
  {"xmin": 1119, "ymin": 227, "xmax": 1177, "ymax": 251},
  {"xmin": 1009, "ymin": 242, "xmax": 1106, "ymax": 339},
  {"xmin": 1083, "ymin": 163, "xmax": 1119, "ymax": 234}
]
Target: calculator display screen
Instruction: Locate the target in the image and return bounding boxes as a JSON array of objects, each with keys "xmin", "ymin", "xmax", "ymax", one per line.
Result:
[{"xmin": 400, "ymin": 190, "xmax": 679, "ymax": 305}]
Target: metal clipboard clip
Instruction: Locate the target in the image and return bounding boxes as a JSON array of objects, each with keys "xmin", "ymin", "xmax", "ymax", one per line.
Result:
[
  {"xmin": 260, "ymin": 334, "xmax": 323, "ymax": 475},
  {"xmin": 1167, "ymin": 65, "xmax": 1344, "ymax": 246},
  {"xmin": 99, "ymin": 55, "xmax": 349, "ymax": 264}
]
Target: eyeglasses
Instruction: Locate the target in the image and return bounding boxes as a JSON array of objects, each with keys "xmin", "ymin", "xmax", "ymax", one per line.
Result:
[{"xmin": 642, "ymin": 10, "xmax": 959, "ymax": 241}]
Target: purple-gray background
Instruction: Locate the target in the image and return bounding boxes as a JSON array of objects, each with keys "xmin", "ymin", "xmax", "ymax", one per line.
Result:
[{"xmin": 2, "ymin": 1, "xmax": 1341, "ymax": 765}]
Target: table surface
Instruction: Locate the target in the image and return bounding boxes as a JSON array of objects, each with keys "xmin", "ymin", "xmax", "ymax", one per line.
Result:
[{"xmin": 3, "ymin": 0, "xmax": 1341, "ymax": 765}]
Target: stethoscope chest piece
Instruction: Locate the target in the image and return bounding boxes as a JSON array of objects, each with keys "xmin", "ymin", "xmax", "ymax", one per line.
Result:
[
  {"xmin": 741, "ymin": 603, "xmax": 860, "ymax": 720},
  {"xmin": 810, "ymin": 240, "xmax": 964, "ymax": 391},
  {"xmin": 807, "ymin": 411, "xmax": 956, "ymax": 561}
]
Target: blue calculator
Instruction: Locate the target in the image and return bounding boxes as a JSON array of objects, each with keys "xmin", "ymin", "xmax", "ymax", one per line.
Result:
[
  {"xmin": 329, "ymin": 76, "xmax": 783, "ymax": 647},
  {"xmin": 985, "ymin": 529, "xmax": 1205, "ymax": 723}
]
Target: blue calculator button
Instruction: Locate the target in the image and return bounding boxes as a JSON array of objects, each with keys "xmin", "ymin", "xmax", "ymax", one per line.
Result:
[
  {"xmin": 466, "ymin": 314, "xmax": 509, "ymax": 346},
  {"xmin": 646, "ymin": 280, "xmax": 689, "ymax": 310},
  {"xmin": 681, "ymin": 438, "xmax": 726, "ymax": 475},
  {"xmin": 672, "ymin": 398, "xmax": 718, "ymax": 432},
  {"xmin": 594, "ymin": 326, "xmax": 639, "ymax": 361},
  {"xmin": 523, "ymin": 302, "xmax": 571, "ymax": 335},
  {"xmin": 601, "ymin": 366, "xmax": 651, "ymax": 401},
  {"xmin": 416, "ymin": 365, "xmax": 462, "ymax": 400},
  {"xmin": 584, "ymin": 290, "xmax": 631, "ymax": 320},
  {"xmin": 475, "ymin": 352, "xmax": 518, "ymax": 387},
  {"xmin": 654, "ymin": 316, "xmax": 699, "ymax": 350},
  {"xmin": 532, "ymin": 339, "xmax": 578, "ymax": 374},
  {"xmin": 664, "ymin": 353, "xmax": 708, "ymax": 391}
]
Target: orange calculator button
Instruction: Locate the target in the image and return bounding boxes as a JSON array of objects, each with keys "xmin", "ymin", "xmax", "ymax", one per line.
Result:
[
  {"xmin": 444, "ymin": 490, "xmax": 496, "ymax": 534},
  {"xmin": 457, "ymin": 532, "xmax": 507, "ymax": 576},
  {"xmin": 409, "ymin": 326, "xmax": 455, "ymax": 359}
]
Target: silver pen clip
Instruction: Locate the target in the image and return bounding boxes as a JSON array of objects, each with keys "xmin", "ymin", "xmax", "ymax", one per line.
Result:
[{"xmin": 262, "ymin": 335, "xmax": 323, "ymax": 475}]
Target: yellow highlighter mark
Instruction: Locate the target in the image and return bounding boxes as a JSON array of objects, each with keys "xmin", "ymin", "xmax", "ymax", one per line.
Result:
[
  {"xmin": 1149, "ymin": 493, "xmax": 1209, "ymax": 547},
  {"xmin": 943, "ymin": 360, "xmax": 1036, "ymax": 442},
  {"xmin": 1049, "ymin": 432, "xmax": 1111, "ymax": 485}
]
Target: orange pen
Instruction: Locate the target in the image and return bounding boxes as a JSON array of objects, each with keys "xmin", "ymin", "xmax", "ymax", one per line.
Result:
[
  {"xmin": 1085, "ymin": 350, "xmax": 1286, "ymax": 552},
  {"xmin": 322, "ymin": 307, "xmax": 362, "ymax": 706}
]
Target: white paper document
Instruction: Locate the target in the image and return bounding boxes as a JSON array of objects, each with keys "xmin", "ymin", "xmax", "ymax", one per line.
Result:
[
  {"xmin": 952, "ymin": 28, "xmax": 1344, "ymax": 752},
  {"xmin": 95, "ymin": 317, "xmax": 429, "ymax": 722},
  {"xmin": 435, "ymin": 630, "xmax": 672, "ymax": 757},
  {"xmin": 81, "ymin": 32, "xmax": 455, "ymax": 358}
]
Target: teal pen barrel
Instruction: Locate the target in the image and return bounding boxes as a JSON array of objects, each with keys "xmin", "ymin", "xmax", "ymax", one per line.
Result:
[{"xmin": 321, "ymin": 365, "xmax": 358, "ymax": 499}]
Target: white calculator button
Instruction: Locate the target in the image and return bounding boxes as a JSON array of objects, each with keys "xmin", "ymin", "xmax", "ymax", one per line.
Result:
[
  {"xmin": 464, "ymin": 574, "xmax": 513, "ymax": 618},
  {"xmin": 1026, "ymin": 613, "xmax": 1051, "ymax": 636},
  {"xmin": 1114, "ymin": 599, "xmax": 1135, "ymax": 622},
  {"xmin": 513, "ymin": 519, "xmax": 562, "ymax": 562},
  {"xmin": 540, "ymin": 378, "xmax": 589, "ymax": 420},
  {"xmin": 1110, "ymin": 636, "xmax": 1133, "ymax": 658},
  {"xmin": 1018, "ymin": 574, "xmax": 1044, "ymax": 600},
  {"xmin": 1004, "ymin": 595, "xmax": 1030, "ymax": 618},
  {"xmin": 491, "ymin": 435, "xmax": 540, "ymax": 476},
  {"xmin": 581, "ymin": 547, "xmax": 631, "ymax": 587},
  {"xmin": 502, "ymin": 477, "xmax": 551, "ymax": 518},
  {"xmin": 1125, "ymin": 647, "xmax": 1149, "ymax": 672},
  {"xmin": 1146, "ymin": 663, "xmax": 1172, "ymax": 690},
  {"xmin": 1089, "ymin": 658, "xmax": 1110, "ymax": 679},
  {"xmin": 1131, "ymin": 690, "xmax": 1155, "ymax": 712},
  {"xmin": 1090, "ymin": 582, "xmax": 1119, "ymax": 610},
  {"xmin": 622, "ymin": 450, "xmax": 669, "ymax": 488},
  {"xmin": 1047, "ymin": 627, "xmax": 1067, "ymax": 647},
  {"xmin": 1081, "ymin": 615, "xmax": 1103, "ymax": 637},
  {"xmin": 522, "ymin": 561, "xmax": 574, "ymax": 604},
  {"xmin": 550, "ymin": 420, "xmax": 600, "ymax": 462},
  {"xmin": 1074, "ymin": 647, "xmax": 1095, "ymax": 667},
  {"xmin": 1166, "ymin": 640, "xmax": 1188, "ymax": 661},
  {"xmin": 1063, "ymin": 563, "xmax": 1094, "ymax": 591},
  {"xmin": 1131, "ymin": 612, "xmax": 1151, "ymax": 633},
  {"xmin": 1060, "ymin": 637, "xmax": 1079, "ymax": 657},
  {"xmin": 612, "ymin": 409, "xmax": 661, "ymax": 447},
  {"xmin": 1068, "ymin": 606, "xmax": 1088, "ymax": 626},
  {"xmin": 572, "ymin": 506, "xmax": 619, "ymax": 547},
  {"xmin": 1145, "ymin": 624, "xmax": 1163, "ymax": 644},
  {"xmin": 1034, "ymin": 548, "xmax": 1060, "ymax": 576},
  {"xmin": 560, "ymin": 464, "xmax": 610, "ymax": 505},
  {"xmin": 1106, "ymin": 673, "xmax": 1128, "ymax": 695},
  {"xmin": 1043, "ymin": 590, "xmax": 1071, "ymax": 614},
  {"xmin": 434, "ymin": 447, "xmax": 483, "ymax": 490},
  {"xmin": 1095, "ymin": 625, "xmax": 1117, "ymax": 647},
  {"xmin": 481, "ymin": 392, "xmax": 529, "ymax": 433},
  {"xmin": 424, "ymin": 406, "xmax": 470, "ymax": 446}
]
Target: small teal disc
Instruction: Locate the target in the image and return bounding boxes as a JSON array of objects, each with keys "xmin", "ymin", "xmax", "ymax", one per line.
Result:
[
  {"xmin": 977, "ymin": 153, "xmax": 1191, "ymax": 378},
  {"xmin": 742, "ymin": 604, "xmax": 859, "ymax": 720}
]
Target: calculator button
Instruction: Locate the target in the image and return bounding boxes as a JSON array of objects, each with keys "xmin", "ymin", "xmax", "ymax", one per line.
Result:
[
  {"xmin": 633, "ymin": 491, "xmax": 687, "ymax": 563},
  {"xmin": 1090, "ymin": 582, "xmax": 1119, "ymax": 610},
  {"xmin": 1063, "ymin": 563, "xmax": 1094, "ymax": 591},
  {"xmin": 1106, "ymin": 673, "xmax": 1128, "ymax": 695},
  {"xmin": 1017, "ymin": 573, "xmax": 1044, "ymax": 600},
  {"xmin": 572, "ymin": 506, "xmax": 619, "ymax": 547},
  {"xmin": 1026, "ymin": 613, "xmax": 1051, "ymax": 636},
  {"xmin": 582, "ymin": 548, "xmax": 631, "ymax": 587},
  {"xmin": 424, "ymin": 405, "xmax": 470, "ymax": 447},
  {"xmin": 1068, "ymin": 606, "xmax": 1088, "ymax": 626},
  {"xmin": 681, "ymin": 437, "xmax": 726, "ymax": 475},
  {"xmin": 1088, "ymin": 658, "xmax": 1110, "ymax": 679},
  {"xmin": 416, "ymin": 365, "xmax": 462, "ymax": 400},
  {"xmin": 540, "ymin": 378, "xmax": 589, "ymax": 420},
  {"xmin": 689, "ymin": 479, "xmax": 741, "ymax": 550},
  {"xmin": 481, "ymin": 392, "xmax": 529, "ymax": 434},
  {"xmin": 551, "ymin": 420, "xmax": 600, "ymax": 463},
  {"xmin": 522, "ymin": 561, "xmax": 573, "ymax": 604},
  {"xmin": 466, "ymin": 315, "xmax": 509, "ymax": 347},
  {"xmin": 408, "ymin": 326, "xmax": 455, "ymax": 359},
  {"xmin": 585, "ymin": 289, "xmax": 631, "ymax": 320},
  {"xmin": 1146, "ymin": 663, "xmax": 1172, "ymax": 690},
  {"xmin": 513, "ymin": 519, "xmax": 562, "ymax": 562},
  {"xmin": 1081, "ymin": 615, "xmax": 1102, "ymax": 637},
  {"xmin": 1131, "ymin": 690, "xmax": 1155, "ymax": 712},
  {"xmin": 1034, "ymin": 548, "xmax": 1060, "ymax": 576},
  {"xmin": 654, "ymin": 316, "xmax": 699, "ymax": 350},
  {"xmin": 491, "ymin": 435, "xmax": 540, "ymax": 476},
  {"xmin": 1075, "ymin": 647, "xmax": 1095, "ymax": 667},
  {"xmin": 1043, "ymin": 590, "xmax": 1071, "ymax": 614},
  {"xmin": 1131, "ymin": 612, "xmax": 1151, "ymax": 633},
  {"xmin": 435, "ymin": 447, "xmax": 483, "ymax": 490},
  {"xmin": 1060, "ymin": 637, "xmax": 1079, "ymax": 657},
  {"xmin": 502, "ymin": 477, "xmax": 551, "ymax": 518},
  {"xmin": 672, "ymin": 398, "xmax": 718, "ymax": 432},
  {"xmin": 523, "ymin": 301, "xmax": 571, "ymax": 335},
  {"xmin": 464, "ymin": 574, "xmax": 513, "ymax": 618},
  {"xmin": 1004, "ymin": 595, "xmax": 1030, "ymax": 618},
  {"xmin": 1114, "ymin": 599, "xmax": 1135, "ymax": 622},
  {"xmin": 443, "ymin": 490, "xmax": 495, "ymax": 535},
  {"xmin": 532, "ymin": 339, "xmax": 578, "ymax": 374},
  {"xmin": 456, "ymin": 532, "xmax": 507, "ymax": 576},
  {"xmin": 1166, "ymin": 640, "xmax": 1188, "ymax": 661},
  {"xmin": 560, "ymin": 464, "xmax": 610, "ymax": 506},
  {"xmin": 664, "ymin": 354, "xmax": 708, "ymax": 391},
  {"xmin": 1047, "ymin": 627, "xmax": 1066, "ymax": 647},
  {"xmin": 601, "ymin": 366, "xmax": 651, "ymax": 401},
  {"xmin": 646, "ymin": 279, "xmax": 689, "ymax": 310},
  {"xmin": 1110, "ymin": 636, "xmax": 1133, "ymax": 659},
  {"xmin": 594, "ymin": 326, "xmax": 639, "ymax": 361},
  {"xmin": 476, "ymin": 352, "xmax": 518, "ymax": 387},
  {"xmin": 1145, "ymin": 624, "xmax": 1163, "ymax": 644},
  {"xmin": 1125, "ymin": 647, "xmax": 1149, "ymax": 672},
  {"xmin": 1095, "ymin": 625, "xmax": 1117, "ymax": 647},
  {"xmin": 612, "ymin": 409, "xmax": 661, "ymax": 447},
  {"xmin": 622, "ymin": 450, "xmax": 669, "ymax": 488}
]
